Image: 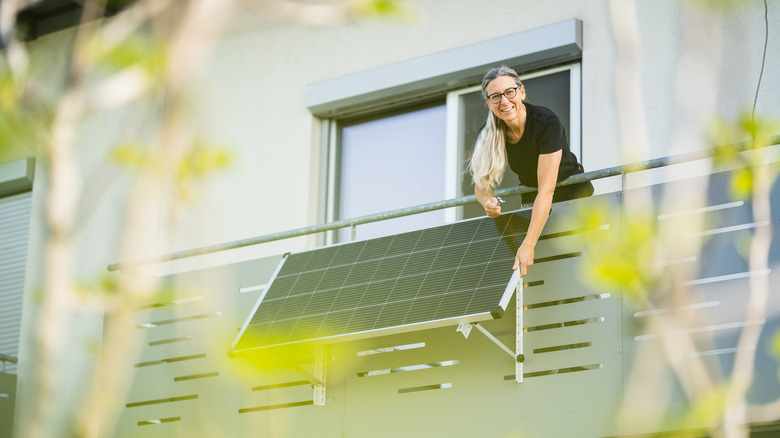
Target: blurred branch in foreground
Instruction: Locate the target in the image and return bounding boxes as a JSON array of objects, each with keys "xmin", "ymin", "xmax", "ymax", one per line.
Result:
[{"xmin": 1, "ymin": 0, "xmax": 417, "ymax": 437}]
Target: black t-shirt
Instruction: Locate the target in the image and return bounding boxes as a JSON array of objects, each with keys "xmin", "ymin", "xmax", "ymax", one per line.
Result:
[{"xmin": 506, "ymin": 102, "xmax": 582, "ymax": 188}]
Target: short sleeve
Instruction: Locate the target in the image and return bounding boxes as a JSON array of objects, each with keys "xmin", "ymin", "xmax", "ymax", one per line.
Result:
[{"xmin": 536, "ymin": 112, "xmax": 568, "ymax": 155}]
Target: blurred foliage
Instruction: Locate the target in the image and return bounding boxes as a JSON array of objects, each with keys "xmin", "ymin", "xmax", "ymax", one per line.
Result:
[
  {"xmin": 84, "ymin": 17, "xmax": 232, "ymax": 202},
  {"xmin": 569, "ymin": 197, "xmax": 660, "ymax": 299},
  {"xmin": 0, "ymin": 60, "xmax": 53, "ymax": 161},
  {"xmin": 678, "ymin": 385, "xmax": 730, "ymax": 433},
  {"xmin": 177, "ymin": 141, "xmax": 233, "ymax": 179},
  {"xmin": 709, "ymin": 112, "xmax": 780, "ymax": 200},
  {"xmin": 0, "ymin": 32, "xmax": 168, "ymax": 163},
  {"xmin": 352, "ymin": 0, "xmax": 419, "ymax": 22},
  {"xmin": 176, "ymin": 141, "xmax": 234, "ymax": 200},
  {"xmin": 570, "ymin": 111, "xmax": 780, "ymax": 303},
  {"xmin": 86, "ymin": 33, "xmax": 167, "ymax": 78},
  {"xmin": 234, "ymin": 342, "xmax": 320, "ymax": 372},
  {"xmin": 772, "ymin": 329, "xmax": 780, "ymax": 383},
  {"xmin": 75, "ymin": 271, "xmax": 207, "ymax": 312},
  {"xmin": 682, "ymin": 0, "xmax": 753, "ymax": 11},
  {"xmin": 110, "ymin": 139, "xmax": 234, "ymax": 200},
  {"xmin": 109, "ymin": 140, "xmax": 149, "ymax": 171},
  {"xmin": 75, "ymin": 272, "xmax": 132, "ymax": 300}
]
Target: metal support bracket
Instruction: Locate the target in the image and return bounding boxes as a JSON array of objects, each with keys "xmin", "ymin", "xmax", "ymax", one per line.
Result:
[
  {"xmin": 290, "ymin": 345, "xmax": 327, "ymax": 406},
  {"xmin": 515, "ymin": 275, "xmax": 524, "ymax": 383},
  {"xmin": 457, "ymin": 276, "xmax": 524, "ymax": 383},
  {"xmin": 313, "ymin": 344, "xmax": 326, "ymax": 406},
  {"xmin": 456, "ymin": 322, "xmax": 513, "ymax": 357}
]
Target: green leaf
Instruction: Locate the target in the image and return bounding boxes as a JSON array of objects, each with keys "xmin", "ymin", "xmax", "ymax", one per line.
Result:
[
  {"xmin": 87, "ymin": 34, "xmax": 167, "ymax": 77},
  {"xmin": 110, "ymin": 142, "xmax": 149, "ymax": 170}
]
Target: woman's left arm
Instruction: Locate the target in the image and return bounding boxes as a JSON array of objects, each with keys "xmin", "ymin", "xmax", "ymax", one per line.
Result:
[{"xmin": 513, "ymin": 149, "xmax": 562, "ymax": 276}]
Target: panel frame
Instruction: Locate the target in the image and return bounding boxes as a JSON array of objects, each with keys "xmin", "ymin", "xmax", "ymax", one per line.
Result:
[
  {"xmin": 228, "ymin": 256, "xmax": 290, "ymax": 356},
  {"xmin": 229, "ymin": 213, "xmax": 529, "ymax": 355}
]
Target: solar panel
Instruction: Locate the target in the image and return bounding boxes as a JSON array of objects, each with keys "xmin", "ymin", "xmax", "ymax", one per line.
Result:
[{"xmin": 229, "ymin": 210, "xmax": 531, "ymax": 355}]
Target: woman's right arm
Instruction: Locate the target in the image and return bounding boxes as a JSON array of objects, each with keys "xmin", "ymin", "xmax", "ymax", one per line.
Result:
[{"xmin": 475, "ymin": 185, "xmax": 502, "ymax": 218}]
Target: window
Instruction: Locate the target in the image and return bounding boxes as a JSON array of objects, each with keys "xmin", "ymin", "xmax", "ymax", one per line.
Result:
[
  {"xmin": 307, "ymin": 20, "xmax": 583, "ymax": 242},
  {"xmin": 336, "ymin": 103, "xmax": 448, "ymax": 241}
]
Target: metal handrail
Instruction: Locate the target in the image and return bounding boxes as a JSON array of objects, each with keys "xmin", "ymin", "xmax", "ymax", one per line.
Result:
[
  {"xmin": 107, "ymin": 135, "xmax": 780, "ymax": 272},
  {"xmin": 0, "ymin": 352, "xmax": 18, "ymax": 364}
]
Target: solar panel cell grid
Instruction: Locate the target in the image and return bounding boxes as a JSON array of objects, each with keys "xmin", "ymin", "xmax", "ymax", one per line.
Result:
[
  {"xmin": 374, "ymin": 301, "xmax": 413, "ymax": 328},
  {"xmin": 385, "ymin": 232, "xmax": 421, "ymax": 256},
  {"xmin": 413, "ymin": 226, "xmax": 451, "ymax": 251},
  {"xmin": 318, "ymin": 310, "xmax": 351, "ymax": 336},
  {"xmin": 231, "ymin": 211, "xmax": 532, "ymax": 353},
  {"xmin": 361, "ymin": 236, "xmax": 393, "ymax": 259},
  {"xmin": 302, "ymin": 247, "xmax": 337, "ymax": 271},
  {"xmin": 293, "ymin": 270, "xmax": 325, "ymax": 291},
  {"xmin": 404, "ymin": 295, "xmax": 445, "ymax": 323},
  {"xmin": 344, "ymin": 259, "xmax": 381, "ymax": 284},
  {"xmin": 387, "ymin": 276, "xmax": 422, "ymax": 302},
  {"xmin": 302, "ymin": 290, "xmax": 338, "ymax": 314},
  {"xmin": 418, "ymin": 270, "xmax": 455, "ymax": 296},
  {"xmin": 435, "ymin": 290, "xmax": 475, "ymax": 319},
  {"xmin": 400, "ymin": 250, "xmax": 437, "ymax": 276}
]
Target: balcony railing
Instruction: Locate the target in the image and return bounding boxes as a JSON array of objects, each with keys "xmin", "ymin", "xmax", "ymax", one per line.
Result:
[
  {"xmin": 0, "ymin": 352, "xmax": 18, "ymax": 372},
  {"xmin": 107, "ymin": 135, "xmax": 780, "ymax": 272}
]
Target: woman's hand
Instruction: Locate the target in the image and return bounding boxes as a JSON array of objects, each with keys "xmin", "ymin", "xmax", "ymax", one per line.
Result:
[
  {"xmin": 513, "ymin": 243, "xmax": 534, "ymax": 277},
  {"xmin": 475, "ymin": 185, "xmax": 502, "ymax": 217},
  {"xmin": 482, "ymin": 197, "xmax": 502, "ymax": 217}
]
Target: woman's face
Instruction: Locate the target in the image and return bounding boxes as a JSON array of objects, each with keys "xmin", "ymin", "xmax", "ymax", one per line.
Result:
[{"xmin": 485, "ymin": 75, "xmax": 525, "ymax": 123}]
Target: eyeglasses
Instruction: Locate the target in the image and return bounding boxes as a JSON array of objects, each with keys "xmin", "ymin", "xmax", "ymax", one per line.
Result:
[{"xmin": 486, "ymin": 87, "xmax": 520, "ymax": 104}]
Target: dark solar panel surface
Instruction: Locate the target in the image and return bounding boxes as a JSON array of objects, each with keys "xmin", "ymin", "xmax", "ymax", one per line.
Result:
[{"xmin": 231, "ymin": 211, "xmax": 531, "ymax": 352}]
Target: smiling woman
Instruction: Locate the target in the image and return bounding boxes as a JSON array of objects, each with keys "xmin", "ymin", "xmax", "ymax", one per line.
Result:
[{"xmin": 470, "ymin": 65, "xmax": 593, "ymax": 277}]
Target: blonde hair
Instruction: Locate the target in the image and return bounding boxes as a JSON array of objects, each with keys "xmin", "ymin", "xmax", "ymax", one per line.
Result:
[{"xmin": 469, "ymin": 66, "xmax": 523, "ymax": 191}]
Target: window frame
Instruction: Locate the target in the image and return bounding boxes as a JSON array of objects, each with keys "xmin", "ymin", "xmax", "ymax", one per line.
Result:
[{"xmin": 323, "ymin": 99, "xmax": 449, "ymax": 244}]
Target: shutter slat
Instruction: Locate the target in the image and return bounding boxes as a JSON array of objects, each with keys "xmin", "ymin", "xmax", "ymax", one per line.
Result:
[{"xmin": 0, "ymin": 191, "xmax": 32, "ymax": 365}]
